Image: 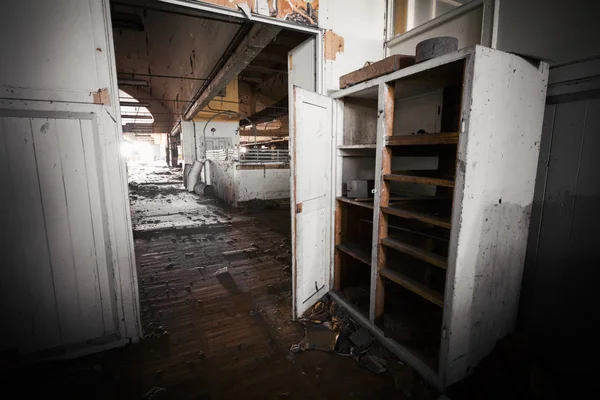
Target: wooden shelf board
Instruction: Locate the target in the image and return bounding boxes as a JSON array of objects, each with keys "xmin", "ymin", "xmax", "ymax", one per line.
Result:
[
  {"xmin": 336, "ymin": 242, "xmax": 371, "ymax": 266},
  {"xmin": 379, "ymin": 267, "xmax": 444, "ymax": 307},
  {"xmin": 385, "ymin": 132, "xmax": 459, "ymax": 146},
  {"xmin": 382, "ymin": 202, "xmax": 452, "ymax": 229},
  {"xmin": 384, "ymin": 171, "xmax": 455, "ymax": 187},
  {"xmin": 338, "ymin": 144, "xmax": 376, "ymax": 150},
  {"xmin": 337, "ymin": 196, "xmax": 374, "ymax": 209},
  {"xmin": 381, "ymin": 237, "xmax": 447, "ymax": 269}
]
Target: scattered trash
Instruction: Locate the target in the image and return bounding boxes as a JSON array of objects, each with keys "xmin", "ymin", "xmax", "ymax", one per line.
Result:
[
  {"xmin": 361, "ymin": 354, "xmax": 387, "ymax": 375},
  {"xmin": 296, "ymin": 321, "xmax": 341, "ymax": 352},
  {"xmin": 222, "ymin": 247, "xmax": 259, "ymax": 256},
  {"xmin": 289, "ymin": 344, "xmax": 301, "ymax": 353},
  {"xmin": 214, "ymin": 266, "xmax": 229, "ymax": 276},
  {"xmin": 164, "ymin": 263, "xmax": 175, "ymax": 271},
  {"xmin": 143, "ymin": 387, "xmax": 167, "ymax": 400},
  {"xmin": 350, "ymin": 328, "xmax": 375, "ymax": 351}
]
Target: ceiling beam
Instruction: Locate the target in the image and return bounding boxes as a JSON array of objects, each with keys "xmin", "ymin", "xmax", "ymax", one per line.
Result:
[
  {"xmin": 239, "ymin": 97, "xmax": 288, "ymax": 127},
  {"xmin": 183, "ymin": 23, "xmax": 281, "ymax": 121},
  {"xmin": 240, "ymin": 130, "xmax": 289, "ymax": 138}
]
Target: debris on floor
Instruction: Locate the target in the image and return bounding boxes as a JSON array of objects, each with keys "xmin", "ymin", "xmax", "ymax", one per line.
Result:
[
  {"xmin": 143, "ymin": 387, "xmax": 167, "ymax": 400},
  {"xmin": 291, "ymin": 295, "xmax": 439, "ymax": 399}
]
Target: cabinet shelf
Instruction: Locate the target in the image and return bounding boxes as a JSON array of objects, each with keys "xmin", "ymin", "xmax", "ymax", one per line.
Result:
[
  {"xmin": 336, "ymin": 242, "xmax": 371, "ymax": 266},
  {"xmin": 379, "ymin": 267, "xmax": 444, "ymax": 307},
  {"xmin": 385, "ymin": 132, "xmax": 459, "ymax": 146},
  {"xmin": 384, "ymin": 171, "xmax": 455, "ymax": 187},
  {"xmin": 381, "ymin": 237, "xmax": 447, "ymax": 269},
  {"xmin": 337, "ymin": 196, "xmax": 374, "ymax": 209},
  {"xmin": 382, "ymin": 201, "xmax": 452, "ymax": 229},
  {"xmin": 338, "ymin": 144, "xmax": 376, "ymax": 150},
  {"xmin": 338, "ymin": 144, "xmax": 376, "ymax": 157}
]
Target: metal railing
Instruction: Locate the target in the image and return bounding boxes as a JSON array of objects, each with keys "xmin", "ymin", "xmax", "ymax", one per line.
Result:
[
  {"xmin": 205, "ymin": 149, "xmax": 237, "ymax": 161},
  {"xmin": 205, "ymin": 148, "xmax": 290, "ymax": 164},
  {"xmin": 239, "ymin": 148, "xmax": 290, "ymax": 163}
]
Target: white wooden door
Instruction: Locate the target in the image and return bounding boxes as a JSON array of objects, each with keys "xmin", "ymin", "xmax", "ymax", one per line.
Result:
[
  {"xmin": 290, "ymin": 87, "xmax": 333, "ymax": 318},
  {"xmin": 288, "ymin": 37, "xmax": 316, "ymax": 92},
  {"xmin": 0, "ymin": 0, "xmax": 139, "ymax": 357}
]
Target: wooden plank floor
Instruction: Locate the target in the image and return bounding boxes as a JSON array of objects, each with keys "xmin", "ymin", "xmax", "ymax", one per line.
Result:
[{"xmin": 3, "ymin": 165, "xmax": 408, "ymax": 400}]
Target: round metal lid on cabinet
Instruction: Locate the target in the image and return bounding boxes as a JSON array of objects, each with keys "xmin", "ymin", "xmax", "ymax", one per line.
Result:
[{"xmin": 415, "ymin": 37, "xmax": 459, "ymax": 63}]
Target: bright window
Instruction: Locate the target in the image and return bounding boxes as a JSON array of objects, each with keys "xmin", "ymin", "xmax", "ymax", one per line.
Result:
[{"xmin": 393, "ymin": 0, "xmax": 472, "ymax": 36}]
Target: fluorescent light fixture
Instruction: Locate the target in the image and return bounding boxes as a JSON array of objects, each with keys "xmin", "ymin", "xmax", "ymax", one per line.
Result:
[
  {"xmin": 120, "ymin": 114, "xmax": 152, "ymax": 119},
  {"xmin": 120, "ymin": 101, "xmax": 150, "ymax": 107},
  {"xmin": 118, "ymin": 79, "xmax": 149, "ymax": 87}
]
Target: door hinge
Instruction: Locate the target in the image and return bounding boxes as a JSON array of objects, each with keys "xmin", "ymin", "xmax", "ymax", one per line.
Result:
[{"xmin": 295, "ymin": 203, "xmax": 303, "ymax": 213}]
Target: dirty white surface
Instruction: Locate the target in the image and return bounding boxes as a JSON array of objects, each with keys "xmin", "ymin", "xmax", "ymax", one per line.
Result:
[
  {"xmin": 290, "ymin": 87, "xmax": 333, "ymax": 318},
  {"xmin": 207, "ymin": 160, "xmax": 291, "ymax": 206},
  {"xmin": 0, "ymin": 0, "xmax": 139, "ymax": 357},
  {"xmin": 442, "ymin": 47, "xmax": 549, "ymax": 386}
]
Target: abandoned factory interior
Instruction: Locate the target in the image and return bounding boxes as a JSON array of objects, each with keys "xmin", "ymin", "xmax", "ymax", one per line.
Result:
[{"xmin": 0, "ymin": 0, "xmax": 598, "ymax": 399}]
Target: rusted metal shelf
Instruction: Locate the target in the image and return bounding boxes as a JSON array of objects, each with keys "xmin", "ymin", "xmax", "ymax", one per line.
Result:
[
  {"xmin": 337, "ymin": 196, "xmax": 374, "ymax": 210},
  {"xmin": 381, "ymin": 237, "xmax": 447, "ymax": 269},
  {"xmin": 379, "ymin": 267, "xmax": 444, "ymax": 307},
  {"xmin": 385, "ymin": 132, "xmax": 459, "ymax": 146},
  {"xmin": 336, "ymin": 242, "xmax": 371, "ymax": 266},
  {"xmin": 382, "ymin": 201, "xmax": 452, "ymax": 229},
  {"xmin": 384, "ymin": 171, "xmax": 455, "ymax": 187}
]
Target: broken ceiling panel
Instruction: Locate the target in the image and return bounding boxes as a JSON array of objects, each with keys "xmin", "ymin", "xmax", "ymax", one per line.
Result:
[{"xmin": 200, "ymin": 0, "xmax": 319, "ymax": 25}]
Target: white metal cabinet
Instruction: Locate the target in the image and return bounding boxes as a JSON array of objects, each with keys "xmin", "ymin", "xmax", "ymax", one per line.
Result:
[
  {"xmin": 291, "ymin": 45, "xmax": 548, "ymax": 388},
  {"xmin": 0, "ymin": 0, "xmax": 140, "ymax": 359}
]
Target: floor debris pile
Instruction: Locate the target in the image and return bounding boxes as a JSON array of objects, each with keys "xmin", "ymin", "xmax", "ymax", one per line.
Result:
[{"xmin": 292, "ymin": 295, "xmax": 439, "ymax": 399}]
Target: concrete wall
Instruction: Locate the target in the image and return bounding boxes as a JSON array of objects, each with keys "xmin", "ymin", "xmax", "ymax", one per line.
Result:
[
  {"xmin": 208, "ymin": 160, "xmax": 236, "ymax": 204},
  {"xmin": 386, "ymin": 0, "xmax": 600, "ymax": 66},
  {"xmin": 319, "ymin": 0, "xmax": 387, "ymax": 94},
  {"xmin": 387, "ymin": 2, "xmax": 483, "ymax": 56},
  {"xmin": 209, "ymin": 161, "xmax": 290, "ymax": 206},
  {"xmin": 496, "ymin": 0, "xmax": 600, "ymax": 64},
  {"xmin": 236, "ymin": 165, "xmax": 290, "ymax": 203},
  {"xmin": 181, "ymin": 119, "xmax": 239, "ymax": 164}
]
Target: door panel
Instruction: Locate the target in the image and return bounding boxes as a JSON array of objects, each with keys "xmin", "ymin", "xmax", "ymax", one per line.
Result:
[
  {"xmin": 0, "ymin": 0, "xmax": 139, "ymax": 357},
  {"xmin": 291, "ymin": 87, "xmax": 333, "ymax": 318},
  {"xmin": 0, "ymin": 112, "xmax": 116, "ymax": 352}
]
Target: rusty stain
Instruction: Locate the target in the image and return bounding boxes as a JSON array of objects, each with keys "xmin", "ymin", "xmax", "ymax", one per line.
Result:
[
  {"xmin": 289, "ymin": 54, "xmax": 293, "ymax": 71},
  {"xmin": 92, "ymin": 88, "xmax": 110, "ymax": 105},
  {"xmin": 199, "ymin": 0, "xmax": 317, "ymax": 24},
  {"xmin": 324, "ymin": 30, "xmax": 344, "ymax": 61}
]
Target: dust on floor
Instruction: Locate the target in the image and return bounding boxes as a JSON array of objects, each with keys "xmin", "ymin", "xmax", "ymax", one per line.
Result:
[{"xmin": 1, "ymin": 164, "xmax": 431, "ymax": 400}]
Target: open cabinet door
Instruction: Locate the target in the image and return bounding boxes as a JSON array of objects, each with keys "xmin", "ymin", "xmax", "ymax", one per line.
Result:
[{"xmin": 290, "ymin": 86, "xmax": 334, "ymax": 319}]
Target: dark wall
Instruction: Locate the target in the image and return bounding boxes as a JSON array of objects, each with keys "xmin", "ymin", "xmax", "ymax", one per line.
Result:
[{"xmin": 520, "ymin": 57, "xmax": 600, "ymax": 385}]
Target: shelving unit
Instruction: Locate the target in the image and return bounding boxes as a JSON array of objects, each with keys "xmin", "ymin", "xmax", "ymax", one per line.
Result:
[
  {"xmin": 292, "ymin": 45, "xmax": 548, "ymax": 390},
  {"xmin": 321, "ymin": 46, "xmax": 548, "ymax": 389}
]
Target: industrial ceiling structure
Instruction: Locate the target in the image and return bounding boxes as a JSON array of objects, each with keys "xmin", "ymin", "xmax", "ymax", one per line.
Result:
[{"xmin": 111, "ymin": 0, "xmax": 310, "ymax": 142}]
